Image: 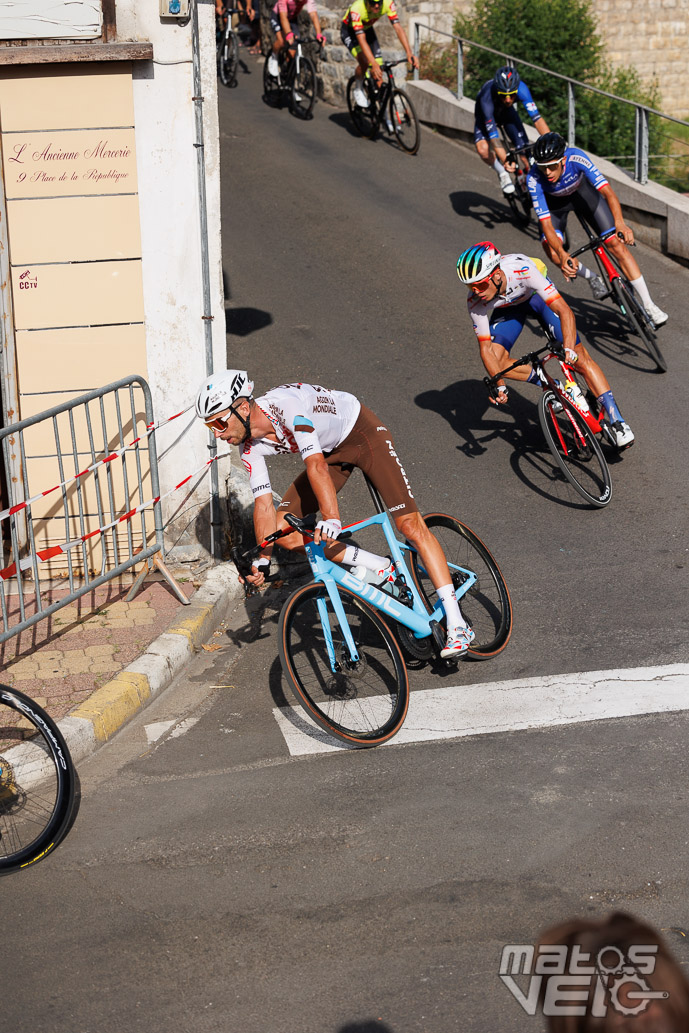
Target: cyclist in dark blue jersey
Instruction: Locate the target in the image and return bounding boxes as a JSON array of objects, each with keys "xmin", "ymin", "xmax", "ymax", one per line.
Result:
[
  {"xmin": 474, "ymin": 66, "xmax": 550, "ymax": 196},
  {"xmin": 527, "ymin": 132, "xmax": 668, "ymax": 327}
]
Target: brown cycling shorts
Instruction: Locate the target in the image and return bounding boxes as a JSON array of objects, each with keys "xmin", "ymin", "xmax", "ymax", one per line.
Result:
[{"xmin": 277, "ymin": 404, "xmax": 419, "ymax": 519}]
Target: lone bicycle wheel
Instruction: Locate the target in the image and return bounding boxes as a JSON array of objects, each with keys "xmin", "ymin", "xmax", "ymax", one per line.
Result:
[
  {"xmin": 278, "ymin": 583, "xmax": 409, "ymax": 746},
  {"xmin": 346, "ymin": 75, "xmax": 377, "ymax": 138},
  {"xmin": 290, "ymin": 55, "xmax": 317, "ymax": 119},
  {"xmin": 389, "ymin": 88, "xmax": 419, "ymax": 154},
  {"xmin": 410, "ymin": 514, "xmax": 512, "ymax": 660},
  {"xmin": 0, "ymin": 686, "xmax": 75, "ymax": 874},
  {"xmin": 538, "ymin": 391, "xmax": 612, "ymax": 507},
  {"xmin": 218, "ymin": 31, "xmax": 239, "ymax": 88},
  {"xmin": 612, "ymin": 277, "xmax": 667, "ymax": 372}
]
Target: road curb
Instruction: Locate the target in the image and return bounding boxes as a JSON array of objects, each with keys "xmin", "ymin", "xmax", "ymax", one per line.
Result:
[{"xmin": 59, "ymin": 564, "xmax": 243, "ymax": 765}]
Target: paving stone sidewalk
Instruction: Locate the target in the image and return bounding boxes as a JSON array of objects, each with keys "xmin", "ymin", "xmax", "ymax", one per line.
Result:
[{"xmin": 0, "ymin": 575, "xmax": 197, "ymax": 724}]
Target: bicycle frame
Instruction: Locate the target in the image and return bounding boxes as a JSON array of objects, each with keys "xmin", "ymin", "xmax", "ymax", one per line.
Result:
[
  {"xmin": 299, "ymin": 511, "xmax": 477, "ymax": 672},
  {"xmin": 570, "ymin": 224, "xmax": 621, "ymax": 293}
]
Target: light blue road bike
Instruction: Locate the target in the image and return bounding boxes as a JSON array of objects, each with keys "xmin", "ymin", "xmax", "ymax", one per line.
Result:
[{"xmin": 233, "ymin": 478, "xmax": 512, "ymax": 747}]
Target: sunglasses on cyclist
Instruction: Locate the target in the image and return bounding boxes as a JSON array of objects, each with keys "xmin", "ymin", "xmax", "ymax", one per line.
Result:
[
  {"xmin": 536, "ymin": 159, "xmax": 564, "ymax": 170},
  {"xmin": 204, "ymin": 415, "xmax": 230, "ymax": 431},
  {"xmin": 470, "ymin": 275, "xmax": 495, "ymax": 292},
  {"xmin": 496, "ymin": 90, "xmax": 518, "ymax": 97}
]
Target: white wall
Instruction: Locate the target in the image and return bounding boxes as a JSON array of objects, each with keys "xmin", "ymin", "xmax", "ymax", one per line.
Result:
[{"xmin": 119, "ymin": 0, "xmax": 228, "ymax": 560}]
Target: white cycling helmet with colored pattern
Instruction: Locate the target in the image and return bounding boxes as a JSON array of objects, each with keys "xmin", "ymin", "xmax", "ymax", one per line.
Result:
[
  {"xmin": 456, "ymin": 241, "xmax": 502, "ymax": 284},
  {"xmin": 195, "ymin": 369, "xmax": 254, "ymax": 420}
]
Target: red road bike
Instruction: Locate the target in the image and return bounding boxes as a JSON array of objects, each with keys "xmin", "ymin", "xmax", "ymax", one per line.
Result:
[
  {"xmin": 486, "ymin": 340, "xmax": 614, "ymax": 508},
  {"xmin": 570, "ymin": 224, "xmax": 667, "ymax": 373}
]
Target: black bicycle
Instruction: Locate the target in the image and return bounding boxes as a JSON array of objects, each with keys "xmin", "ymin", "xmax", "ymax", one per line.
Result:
[
  {"xmin": 501, "ymin": 137, "xmax": 534, "ymax": 228},
  {"xmin": 263, "ymin": 36, "xmax": 320, "ymax": 119},
  {"xmin": 0, "ymin": 685, "xmax": 76, "ymax": 874},
  {"xmin": 346, "ymin": 59, "xmax": 420, "ymax": 155},
  {"xmin": 569, "ymin": 222, "xmax": 667, "ymax": 373},
  {"xmin": 217, "ymin": 5, "xmax": 246, "ymax": 88}
]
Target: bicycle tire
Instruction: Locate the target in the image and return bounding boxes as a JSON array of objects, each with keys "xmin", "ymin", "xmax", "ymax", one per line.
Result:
[
  {"xmin": 218, "ymin": 30, "xmax": 239, "ymax": 87},
  {"xmin": 278, "ymin": 582, "xmax": 409, "ymax": 747},
  {"xmin": 290, "ymin": 54, "xmax": 317, "ymax": 119},
  {"xmin": 346, "ymin": 75, "xmax": 378, "ymax": 139},
  {"xmin": 409, "ymin": 514, "xmax": 512, "ymax": 660},
  {"xmin": 0, "ymin": 686, "xmax": 75, "ymax": 874},
  {"xmin": 538, "ymin": 391, "xmax": 612, "ymax": 507},
  {"xmin": 612, "ymin": 277, "xmax": 667, "ymax": 373},
  {"xmin": 389, "ymin": 88, "xmax": 420, "ymax": 155}
]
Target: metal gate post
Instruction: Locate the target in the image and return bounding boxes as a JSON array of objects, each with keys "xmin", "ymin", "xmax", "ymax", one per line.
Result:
[
  {"xmin": 414, "ymin": 22, "xmax": 420, "ymax": 81},
  {"xmin": 457, "ymin": 39, "xmax": 464, "ymax": 99},
  {"xmin": 568, "ymin": 81, "xmax": 576, "ymax": 146}
]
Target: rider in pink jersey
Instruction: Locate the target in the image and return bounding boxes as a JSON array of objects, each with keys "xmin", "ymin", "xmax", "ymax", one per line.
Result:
[{"xmin": 267, "ymin": 0, "xmax": 325, "ymax": 79}]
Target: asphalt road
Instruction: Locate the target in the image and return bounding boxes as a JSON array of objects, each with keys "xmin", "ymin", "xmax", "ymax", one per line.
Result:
[{"xmin": 5, "ymin": 58, "xmax": 689, "ymax": 1033}]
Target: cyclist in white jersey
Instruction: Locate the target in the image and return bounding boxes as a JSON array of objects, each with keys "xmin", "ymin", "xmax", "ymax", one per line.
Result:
[
  {"xmin": 196, "ymin": 372, "xmax": 475, "ymax": 658},
  {"xmin": 457, "ymin": 242, "xmax": 634, "ymax": 448}
]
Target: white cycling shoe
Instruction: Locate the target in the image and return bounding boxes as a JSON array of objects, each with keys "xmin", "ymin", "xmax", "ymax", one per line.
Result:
[
  {"xmin": 612, "ymin": 420, "xmax": 635, "ymax": 449},
  {"xmin": 353, "ymin": 84, "xmax": 369, "ymax": 108},
  {"xmin": 498, "ymin": 170, "xmax": 515, "ymax": 195},
  {"xmin": 644, "ymin": 301, "xmax": 668, "ymax": 328},
  {"xmin": 267, "ymin": 54, "xmax": 279, "ymax": 78},
  {"xmin": 440, "ymin": 625, "xmax": 475, "ymax": 659}
]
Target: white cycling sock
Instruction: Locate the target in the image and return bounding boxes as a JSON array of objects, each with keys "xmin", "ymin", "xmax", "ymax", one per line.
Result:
[
  {"xmin": 341, "ymin": 544, "xmax": 388, "ymax": 573},
  {"xmin": 436, "ymin": 583, "xmax": 467, "ymax": 634},
  {"xmin": 493, "ymin": 157, "xmax": 506, "ymax": 175},
  {"xmin": 629, "ymin": 275, "xmax": 653, "ymax": 309},
  {"xmin": 576, "ymin": 264, "xmax": 594, "ymax": 280}
]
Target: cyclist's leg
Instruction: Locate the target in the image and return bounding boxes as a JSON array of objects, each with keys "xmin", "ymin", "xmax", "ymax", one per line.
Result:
[
  {"xmin": 276, "ymin": 463, "xmax": 353, "ymax": 555},
  {"xmin": 346, "ymin": 408, "xmax": 471, "ymax": 649},
  {"xmin": 473, "ymin": 121, "xmax": 493, "ymax": 167},
  {"xmin": 268, "ymin": 11, "xmax": 283, "ymax": 56},
  {"xmin": 529, "ymin": 294, "xmax": 610, "ymax": 396},
  {"xmin": 501, "ymin": 112, "xmax": 529, "ymax": 170}
]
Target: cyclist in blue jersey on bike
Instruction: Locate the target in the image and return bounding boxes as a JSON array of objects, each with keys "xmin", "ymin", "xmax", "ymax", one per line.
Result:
[
  {"xmin": 474, "ymin": 66, "xmax": 550, "ymax": 196},
  {"xmin": 527, "ymin": 132, "xmax": 668, "ymax": 327}
]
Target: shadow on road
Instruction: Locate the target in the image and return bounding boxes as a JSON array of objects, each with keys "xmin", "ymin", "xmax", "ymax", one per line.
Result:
[
  {"xmin": 416, "ymin": 379, "xmax": 612, "ymax": 510},
  {"xmin": 566, "ymin": 295, "xmax": 665, "ymax": 375},
  {"xmin": 337, "ymin": 1023, "xmax": 397, "ymax": 1033},
  {"xmin": 449, "ymin": 189, "xmax": 538, "ymax": 240}
]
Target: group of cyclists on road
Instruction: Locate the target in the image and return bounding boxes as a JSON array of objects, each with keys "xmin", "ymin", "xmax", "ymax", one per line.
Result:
[{"xmin": 208, "ymin": 0, "xmax": 670, "ymax": 659}]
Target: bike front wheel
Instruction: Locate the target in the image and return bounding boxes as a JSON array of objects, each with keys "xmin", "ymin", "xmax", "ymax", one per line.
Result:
[
  {"xmin": 290, "ymin": 55, "xmax": 317, "ymax": 119},
  {"xmin": 0, "ymin": 686, "xmax": 76, "ymax": 875},
  {"xmin": 612, "ymin": 277, "xmax": 667, "ymax": 373},
  {"xmin": 538, "ymin": 391, "xmax": 612, "ymax": 507},
  {"xmin": 346, "ymin": 75, "xmax": 377, "ymax": 138},
  {"xmin": 218, "ymin": 31, "xmax": 239, "ymax": 87},
  {"xmin": 389, "ymin": 88, "xmax": 419, "ymax": 154},
  {"xmin": 410, "ymin": 514, "xmax": 512, "ymax": 660},
  {"xmin": 278, "ymin": 583, "xmax": 409, "ymax": 746}
]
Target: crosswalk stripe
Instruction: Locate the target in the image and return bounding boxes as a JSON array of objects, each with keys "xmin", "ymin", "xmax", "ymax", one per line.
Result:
[{"xmin": 273, "ymin": 664, "xmax": 689, "ymax": 756}]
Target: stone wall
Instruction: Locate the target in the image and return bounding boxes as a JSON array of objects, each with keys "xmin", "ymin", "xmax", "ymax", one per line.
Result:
[{"xmin": 394, "ymin": 0, "xmax": 689, "ymax": 119}]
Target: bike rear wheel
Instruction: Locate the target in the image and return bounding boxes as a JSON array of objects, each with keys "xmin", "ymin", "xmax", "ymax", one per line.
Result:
[
  {"xmin": 290, "ymin": 54, "xmax": 317, "ymax": 118},
  {"xmin": 278, "ymin": 582, "xmax": 409, "ymax": 746},
  {"xmin": 346, "ymin": 75, "xmax": 377, "ymax": 138},
  {"xmin": 0, "ymin": 686, "xmax": 75, "ymax": 874},
  {"xmin": 218, "ymin": 30, "xmax": 239, "ymax": 87},
  {"xmin": 389, "ymin": 88, "xmax": 419, "ymax": 154},
  {"xmin": 612, "ymin": 277, "xmax": 667, "ymax": 373},
  {"xmin": 538, "ymin": 391, "xmax": 612, "ymax": 507},
  {"xmin": 410, "ymin": 514, "xmax": 512, "ymax": 660}
]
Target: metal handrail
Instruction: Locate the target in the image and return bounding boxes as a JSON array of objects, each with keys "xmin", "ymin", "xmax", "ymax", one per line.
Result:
[{"xmin": 412, "ymin": 23, "xmax": 689, "ymax": 186}]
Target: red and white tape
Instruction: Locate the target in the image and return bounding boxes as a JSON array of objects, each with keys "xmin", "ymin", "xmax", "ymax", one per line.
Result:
[
  {"xmin": 0, "ymin": 406, "xmax": 192, "ymax": 525},
  {"xmin": 0, "ymin": 456, "xmax": 217, "ymax": 582}
]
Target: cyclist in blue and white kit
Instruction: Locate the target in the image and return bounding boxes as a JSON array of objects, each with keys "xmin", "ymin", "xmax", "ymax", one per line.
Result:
[
  {"xmin": 527, "ymin": 132, "xmax": 668, "ymax": 326},
  {"xmin": 195, "ymin": 371, "xmax": 475, "ymax": 658},
  {"xmin": 474, "ymin": 66, "xmax": 550, "ymax": 196},
  {"xmin": 456, "ymin": 241, "xmax": 635, "ymax": 448}
]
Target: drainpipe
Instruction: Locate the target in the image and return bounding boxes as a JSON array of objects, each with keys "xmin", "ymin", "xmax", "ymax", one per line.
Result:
[{"xmin": 191, "ymin": 0, "xmax": 221, "ymax": 559}]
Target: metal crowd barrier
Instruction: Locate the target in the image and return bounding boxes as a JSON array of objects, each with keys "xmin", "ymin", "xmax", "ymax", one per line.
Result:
[
  {"xmin": 412, "ymin": 24, "xmax": 689, "ymax": 187},
  {"xmin": 0, "ymin": 375, "xmax": 176, "ymax": 645}
]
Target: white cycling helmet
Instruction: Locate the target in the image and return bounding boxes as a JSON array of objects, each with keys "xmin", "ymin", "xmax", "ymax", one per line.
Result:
[
  {"xmin": 195, "ymin": 369, "xmax": 254, "ymax": 420},
  {"xmin": 456, "ymin": 241, "xmax": 502, "ymax": 284}
]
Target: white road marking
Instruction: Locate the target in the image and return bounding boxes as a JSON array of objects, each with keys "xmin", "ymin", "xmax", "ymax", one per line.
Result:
[
  {"xmin": 273, "ymin": 664, "xmax": 689, "ymax": 756},
  {"xmin": 145, "ymin": 716, "xmax": 201, "ymax": 744}
]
